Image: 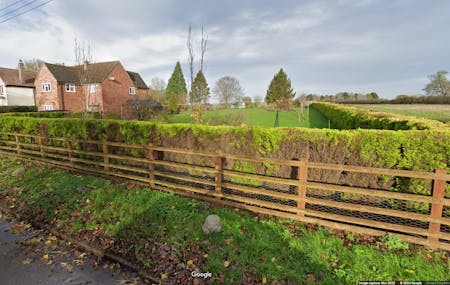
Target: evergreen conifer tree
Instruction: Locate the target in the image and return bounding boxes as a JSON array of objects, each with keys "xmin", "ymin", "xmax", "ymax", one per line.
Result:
[
  {"xmin": 190, "ymin": 70, "xmax": 210, "ymax": 104},
  {"xmin": 165, "ymin": 62, "xmax": 187, "ymax": 113},
  {"xmin": 265, "ymin": 68, "xmax": 296, "ymax": 104}
]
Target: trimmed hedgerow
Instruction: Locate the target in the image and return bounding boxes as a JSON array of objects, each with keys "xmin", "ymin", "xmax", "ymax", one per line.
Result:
[
  {"xmin": 0, "ymin": 115, "xmax": 448, "ymax": 200},
  {"xmin": 311, "ymin": 102, "xmax": 446, "ymax": 130},
  {"xmin": 0, "ymin": 111, "xmax": 100, "ymax": 119},
  {"xmin": 0, "ymin": 105, "xmax": 37, "ymax": 113}
]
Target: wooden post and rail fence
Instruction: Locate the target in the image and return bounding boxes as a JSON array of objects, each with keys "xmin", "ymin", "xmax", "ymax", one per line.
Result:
[{"xmin": 0, "ymin": 131, "xmax": 449, "ymax": 250}]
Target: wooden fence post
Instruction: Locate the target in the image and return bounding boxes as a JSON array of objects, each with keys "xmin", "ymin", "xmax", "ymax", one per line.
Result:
[
  {"xmin": 428, "ymin": 169, "xmax": 447, "ymax": 244},
  {"xmin": 297, "ymin": 158, "xmax": 308, "ymax": 217},
  {"xmin": 38, "ymin": 135, "xmax": 45, "ymax": 158},
  {"xmin": 14, "ymin": 134, "xmax": 21, "ymax": 155},
  {"xmin": 215, "ymin": 152, "xmax": 223, "ymax": 196},
  {"xmin": 146, "ymin": 143, "xmax": 155, "ymax": 188},
  {"xmin": 67, "ymin": 139, "xmax": 73, "ymax": 163},
  {"xmin": 103, "ymin": 140, "xmax": 109, "ymax": 172}
]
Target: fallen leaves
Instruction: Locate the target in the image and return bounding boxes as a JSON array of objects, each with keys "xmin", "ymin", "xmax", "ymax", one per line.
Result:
[
  {"xmin": 223, "ymin": 260, "xmax": 230, "ymax": 268},
  {"xmin": 8, "ymin": 221, "xmax": 31, "ymax": 234},
  {"xmin": 22, "ymin": 258, "xmax": 33, "ymax": 265},
  {"xmin": 306, "ymin": 273, "xmax": 316, "ymax": 283},
  {"xmin": 60, "ymin": 262, "xmax": 73, "ymax": 273}
]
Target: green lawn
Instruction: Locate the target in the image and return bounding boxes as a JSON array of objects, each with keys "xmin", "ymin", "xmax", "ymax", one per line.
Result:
[
  {"xmin": 350, "ymin": 104, "xmax": 450, "ymax": 123},
  {"xmin": 1, "ymin": 159, "xmax": 449, "ymax": 284},
  {"xmin": 168, "ymin": 107, "xmax": 331, "ymax": 128}
]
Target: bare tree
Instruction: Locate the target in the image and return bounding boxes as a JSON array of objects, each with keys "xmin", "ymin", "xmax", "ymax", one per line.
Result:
[
  {"xmin": 187, "ymin": 24, "xmax": 208, "ymax": 106},
  {"xmin": 148, "ymin": 77, "xmax": 166, "ymax": 103},
  {"xmin": 213, "ymin": 76, "xmax": 244, "ymax": 108},
  {"xmin": 424, "ymin": 70, "xmax": 450, "ymax": 96},
  {"xmin": 74, "ymin": 37, "xmax": 93, "ymax": 116},
  {"xmin": 187, "ymin": 24, "xmax": 194, "ymax": 94},
  {"xmin": 23, "ymin": 58, "xmax": 44, "ymax": 72},
  {"xmin": 200, "ymin": 25, "xmax": 208, "ymax": 72}
]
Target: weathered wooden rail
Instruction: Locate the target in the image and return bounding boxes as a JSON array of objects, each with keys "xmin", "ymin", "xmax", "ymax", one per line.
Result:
[{"xmin": 0, "ymin": 131, "xmax": 449, "ymax": 250}]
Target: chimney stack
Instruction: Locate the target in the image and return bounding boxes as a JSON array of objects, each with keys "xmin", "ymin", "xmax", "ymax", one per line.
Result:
[
  {"xmin": 83, "ymin": 60, "xmax": 89, "ymax": 71},
  {"xmin": 18, "ymin": 59, "xmax": 24, "ymax": 84}
]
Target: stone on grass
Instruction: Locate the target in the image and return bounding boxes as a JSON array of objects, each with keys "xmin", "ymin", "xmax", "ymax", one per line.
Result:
[
  {"xmin": 11, "ymin": 167, "xmax": 25, "ymax": 177},
  {"xmin": 76, "ymin": 186, "xmax": 92, "ymax": 193},
  {"xmin": 202, "ymin": 215, "xmax": 222, "ymax": 234}
]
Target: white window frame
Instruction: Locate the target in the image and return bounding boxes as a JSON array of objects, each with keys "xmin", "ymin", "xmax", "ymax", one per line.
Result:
[
  {"xmin": 43, "ymin": 104, "xmax": 54, "ymax": 111},
  {"xmin": 89, "ymin": 84, "xmax": 96, "ymax": 93},
  {"xmin": 42, "ymin": 83, "xmax": 51, "ymax": 92},
  {"xmin": 0, "ymin": 85, "xmax": 4, "ymax": 95},
  {"xmin": 65, "ymin": 83, "xmax": 76, "ymax": 93},
  {"xmin": 129, "ymin": 87, "xmax": 136, "ymax": 95}
]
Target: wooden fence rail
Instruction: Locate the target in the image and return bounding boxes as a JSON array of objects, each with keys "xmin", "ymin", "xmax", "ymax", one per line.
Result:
[{"xmin": 0, "ymin": 131, "xmax": 449, "ymax": 250}]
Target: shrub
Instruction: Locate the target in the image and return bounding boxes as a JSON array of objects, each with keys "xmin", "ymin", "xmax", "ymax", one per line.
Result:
[
  {"xmin": 311, "ymin": 102, "xmax": 445, "ymax": 130},
  {"xmin": 0, "ymin": 105, "xmax": 37, "ymax": 113}
]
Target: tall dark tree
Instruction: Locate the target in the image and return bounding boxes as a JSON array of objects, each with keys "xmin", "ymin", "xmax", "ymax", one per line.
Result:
[
  {"xmin": 265, "ymin": 68, "xmax": 295, "ymax": 104},
  {"xmin": 190, "ymin": 70, "xmax": 210, "ymax": 104},
  {"xmin": 424, "ymin": 70, "xmax": 450, "ymax": 96},
  {"xmin": 165, "ymin": 62, "xmax": 187, "ymax": 113}
]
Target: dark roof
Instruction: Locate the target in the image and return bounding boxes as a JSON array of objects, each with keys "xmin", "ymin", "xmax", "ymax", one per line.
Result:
[
  {"xmin": 127, "ymin": 71, "xmax": 148, "ymax": 89},
  {"xmin": 0, "ymin": 67, "xmax": 36, "ymax": 87},
  {"xmin": 44, "ymin": 61, "xmax": 148, "ymax": 89},
  {"xmin": 45, "ymin": 61, "xmax": 120, "ymax": 84}
]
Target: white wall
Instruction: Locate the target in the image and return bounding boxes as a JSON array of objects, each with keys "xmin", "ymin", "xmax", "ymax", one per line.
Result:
[
  {"xmin": 5, "ymin": 86, "xmax": 35, "ymax": 106},
  {"xmin": 0, "ymin": 77, "xmax": 6, "ymax": 106}
]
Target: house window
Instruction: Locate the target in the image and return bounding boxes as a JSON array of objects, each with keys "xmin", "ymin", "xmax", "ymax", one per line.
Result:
[
  {"xmin": 42, "ymin": 83, "xmax": 51, "ymax": 92},
  {"xmin": 89, "ymin": 84, "xmax": 96, "ymax": 93},
  {"xmin": 129, "ymin": 87, "xmax": 136, "ymax": 95},
  {"xmin": 88, "ymin": 105, "xmax": 99, "ymax": 112},
  {"xmin": 43, "ymin": 104, "xmax": 54, "ymax": 111},
  {"xmin": 0, "ymin": 85, "xmax": 4, "ymax": 95},
  {"xmin": 65, "ymin": 83, "xmax": 76, "ymax": 92}
]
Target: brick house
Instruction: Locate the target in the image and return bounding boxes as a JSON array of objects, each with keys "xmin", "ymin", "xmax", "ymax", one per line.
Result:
[
  {"xmin": 0, "ymin": 60, "xmax": 36, "ymax": 106},
  {"xmin": 34, "ymin": 60, "xmax": 148, "ymax": 116}
]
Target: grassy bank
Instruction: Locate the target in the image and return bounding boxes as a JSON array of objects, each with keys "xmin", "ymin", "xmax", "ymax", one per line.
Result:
[
  {"xmin": 349, "ymin": 104, "xmax": 450, "ymax": 123},
  {"xmin": 0, "ymin": 158, "xmax": 448, "ymax": 284},
  {"xmin": 168, "ymin": 107, "xmax": 330, "ymax": 128}
]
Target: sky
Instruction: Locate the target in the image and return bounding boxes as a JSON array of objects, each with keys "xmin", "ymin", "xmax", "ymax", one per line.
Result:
[{"xmin": 0, "ymin": 0, "xmax": 449, "ymax": 100}]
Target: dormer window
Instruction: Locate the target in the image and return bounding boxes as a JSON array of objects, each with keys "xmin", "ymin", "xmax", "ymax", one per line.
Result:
[
  {"xmin": 65, "ymin": 83, "xmax": 76, "ymax": 92},
  {"xmin": 129, "ymin": 87, "xmax": 136, "ymax": 95}
]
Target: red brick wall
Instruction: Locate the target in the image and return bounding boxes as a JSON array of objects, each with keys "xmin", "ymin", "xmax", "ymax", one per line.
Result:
[
  {"xmin": 87, "ymin": 84, "xmax": 104, "ymax": 112},
  {"xmin": 34, "ymin": 66, "xmax": 60, "ymax": 111},
  {"xmin": 61, "ymin": 84, "xmax": 83, "ymax": 112},
  {"xmin": 101, "ymin": 63, "xmax": 146, "ymax": 116}
]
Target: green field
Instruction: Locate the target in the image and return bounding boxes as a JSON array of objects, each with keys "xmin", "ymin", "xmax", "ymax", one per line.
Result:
[
  {"xmin": 350, "ymin": 104, "xmax": 450, "ymax": 123},
  {"xmin": 169, "ymin": 107, "xmax": 331, "ymax": 128}
]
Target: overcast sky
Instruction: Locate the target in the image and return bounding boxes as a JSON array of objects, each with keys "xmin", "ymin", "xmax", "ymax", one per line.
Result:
[{"xmin": 0, "ymin": 0, "xmax": 449, "ymax": 99}]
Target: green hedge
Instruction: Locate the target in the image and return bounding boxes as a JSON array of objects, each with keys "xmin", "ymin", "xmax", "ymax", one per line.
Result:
[
  {"xmin": 311, "ymin": 102, "xmax": 446, "ymax": 130},
  {"xmin": 0, "ymin": 111, "xmax": 100, "ymax": 119},
  {"xmin": 0, "ymin": 105, "xmax": 37, "ymax": 113},
  {"xmin": 0, "ymin": 115, "xmax": 448, "ymax": 196}
]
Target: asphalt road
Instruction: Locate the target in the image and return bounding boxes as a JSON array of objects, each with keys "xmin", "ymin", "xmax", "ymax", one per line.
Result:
[{"xmin": 0, "ymin": 214, "xmax": 144, "ymax": 285}]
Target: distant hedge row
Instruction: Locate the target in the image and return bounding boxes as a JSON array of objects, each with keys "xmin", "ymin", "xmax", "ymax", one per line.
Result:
[
  {"xmin": 311, "ymin": 102, "xmax": 446, "ymax": 130},
  {"xmin": 0, "ymin": 106, "xmax": 37, "ymax": 113}
]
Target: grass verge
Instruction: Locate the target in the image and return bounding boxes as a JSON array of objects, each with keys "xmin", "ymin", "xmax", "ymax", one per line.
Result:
[
  {"xmin": 0, "ymin": 158, "xmax": 448, "ymax": 284},
  {"xmin": 168, "ymin": 107, "xmax": 331, "ymax": 128}
]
